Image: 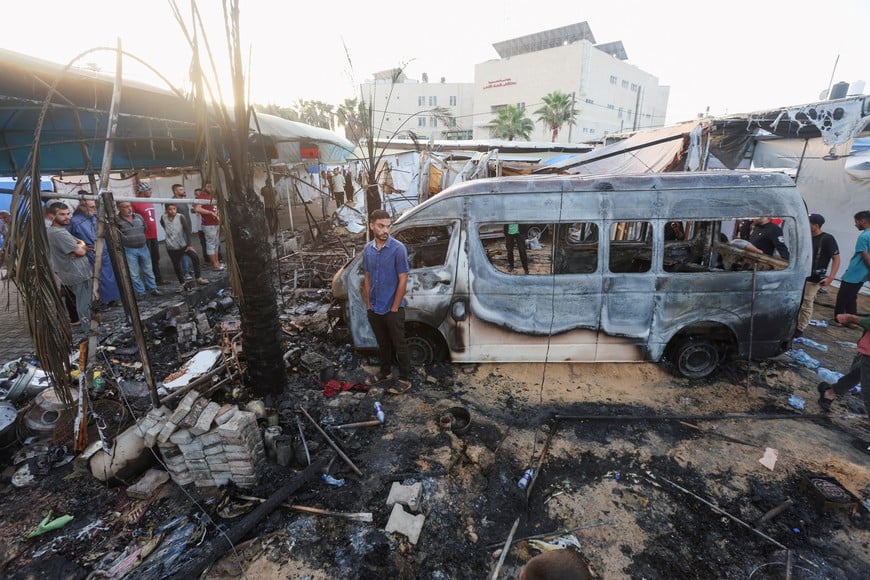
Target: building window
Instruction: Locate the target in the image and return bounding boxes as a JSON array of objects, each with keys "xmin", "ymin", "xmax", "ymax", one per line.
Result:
[
  {"xmin": 610, "ymin": 75, "xmax": 617, "ymax": 85},
  {"xmin": 627, "ymin": 109, "xmax": 632, "ymax": 118},
  {"xmin": 585, "ymin": 98, "xmax": 594, "ymax": 104},
  {"xmin": 417, "ymin": 117, "xmax": 426, "ymax": 127},
  {"xmin": 631, "ymin": 83, "xmax": 638, "ymax": 92},
  {"xmin": 449, "ymin": 95, "xmax": 457, "ymax": 106},
  {"xmin": 607, "ymin": 104, "xmax": 615, "ymax": 110},
  {"xmin": 621, "ymin": 80, "xmax": 629, "ymax": 89},
  {"xmin": 418, "ymin": 96, "xmax": 425, "ymax": 106},
  {"xmin": 431, "ymin": 117, "xmax": 438, "ymax": 127},
  {"xmin": 618, "ymin": 107, "xmax": 624, "ymax": 118},
  {"xmin": 429, "ymin": 96, "xmax": 437, "ymax": 106},
  {"xmin": 517, "ymin": 102, "xmax": 526, "ymax": 110}
]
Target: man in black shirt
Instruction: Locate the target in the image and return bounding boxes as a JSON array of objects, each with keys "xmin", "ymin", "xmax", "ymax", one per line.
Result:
[
  {"xmin": 795, "ymin": 213, "xmax": 840, "ymax": 338},
  {"xmin": 748, "ymin": 217, "xmax": 790, "ymax": 260}
]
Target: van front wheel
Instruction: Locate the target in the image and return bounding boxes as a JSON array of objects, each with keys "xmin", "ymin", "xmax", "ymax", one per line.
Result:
[
  {"xmin": 670, "ymin": 337, "xmax": 720, "ymax": 379},
  {"xmin": 405, "ymin": 325, "xmax": 445, "ymax": 366}
]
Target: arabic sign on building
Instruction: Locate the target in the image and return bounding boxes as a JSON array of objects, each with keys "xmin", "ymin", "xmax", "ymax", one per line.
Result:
[{"xmin": 483, "ymin": 78, "xmax": 517, "ymax": 90}]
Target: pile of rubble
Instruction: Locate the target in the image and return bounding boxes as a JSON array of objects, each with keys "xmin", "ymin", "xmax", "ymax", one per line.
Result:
[{"xmin": 110, "ymin": 392, "xmax": 265, "ymax": 489}]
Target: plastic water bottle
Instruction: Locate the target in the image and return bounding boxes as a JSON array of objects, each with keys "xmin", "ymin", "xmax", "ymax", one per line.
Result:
[
  {"xmin": 786, "ymin": 349, "xmax": 820, "ymax": 370},
  {"xmin": 518, "ymin": 468, "xmax": 535, "ymax": 490},
  {"xmin": 787, "ymin": 395, "xmax": 806, "ymax": 410},
  {"xmin": 817, "ymin": 367, "xmax": 843, "ymax": 384},
  {"xmin": 808, "ymin": 319, "xmax": 828, "ymax": 328},
  {"xmin": 322, "ymin": 474, "xmax": 345, "ymax": 487},
  {"xmin": 793, "ymin": 337, "xmax": 828, "ymax": 352},
  {"xmin": 92, "ymin": 372, "xmax": 105, "ymax": 393},
  {"xmin": 373, "ymin": 401, "xmax": 385, "ymax": 424}
]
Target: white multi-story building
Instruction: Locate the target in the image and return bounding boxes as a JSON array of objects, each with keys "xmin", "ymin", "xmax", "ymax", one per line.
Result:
[
  {"xmin": 472, "ymin": 22, "xmax": 670, "ymax": 142},
  {"xmin": 359, "ymin": 69, "xmax": 475, "ymax": 142}
]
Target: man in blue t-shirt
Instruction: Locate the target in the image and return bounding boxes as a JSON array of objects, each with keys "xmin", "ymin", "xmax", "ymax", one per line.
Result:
[
  {"xmin": 361, "ymin": 209, "xmax": 412, "ymax": 394},
  {"xmin": 834, "ymin": 210, "xmax": 870, "ymax": 319}
]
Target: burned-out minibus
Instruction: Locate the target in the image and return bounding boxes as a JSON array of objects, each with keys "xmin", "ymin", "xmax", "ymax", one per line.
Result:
[{"xmin": 331, "ymin": 171, "xmax": 810, "ymax": 378}]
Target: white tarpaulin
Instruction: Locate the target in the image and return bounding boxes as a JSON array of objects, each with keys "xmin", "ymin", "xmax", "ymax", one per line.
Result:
[{"xmin": 752, "ymin": 136, "xmax": 870, "ymax": 279}]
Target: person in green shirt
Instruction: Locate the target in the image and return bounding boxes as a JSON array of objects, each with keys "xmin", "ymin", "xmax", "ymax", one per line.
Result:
[{"xmin": 503, "ymin": 223, "xmax": 529, "ymax": 274}]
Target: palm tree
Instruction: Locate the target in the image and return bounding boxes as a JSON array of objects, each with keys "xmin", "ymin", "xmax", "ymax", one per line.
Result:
[
  {"xmin": 534, "ymin": 91, "xmax": 578, "ymax": 142},
  {"xmin": 337, "ymin": 98, "xmax": 368, "ymax": 143},
  {"xmin": 293, "ymin": 100, "xmax": 335, "ymax": 130},
  {"xmin": 173, "ymin": 0, "xmax": 285, "ymax": 396},
  {"xmin": 490, "ymin": 105, "xmax": 534, "ymax": 141},
  {"xmin": 254, "ymin": 102, "xmax": 299, "ymax": 122}
]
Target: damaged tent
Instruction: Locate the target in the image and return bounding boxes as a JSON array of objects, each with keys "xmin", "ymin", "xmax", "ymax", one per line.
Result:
[{"xmin": 534, "ymin": 95, "xmax": 870, "ymax": 278}]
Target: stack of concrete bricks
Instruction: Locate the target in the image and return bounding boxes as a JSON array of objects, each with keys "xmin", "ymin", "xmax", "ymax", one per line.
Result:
[{"xmin": 135, "ymin": 390, "xmax": 265, "ymax": 489}]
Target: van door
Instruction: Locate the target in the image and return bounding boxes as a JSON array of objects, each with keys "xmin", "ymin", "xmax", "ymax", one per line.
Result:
[
  {"xmin": 599, "ymin": 220, "xmax": 656, "ymax": 361},
  {"xmin": 391, "ymin": 220, "xmax": 461, "ymax": 362}
]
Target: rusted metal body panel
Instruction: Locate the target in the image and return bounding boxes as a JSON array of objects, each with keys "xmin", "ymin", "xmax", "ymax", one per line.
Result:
[{"xmin": 332, "ymin": 171, "xmax": 810, "ymax": 372}]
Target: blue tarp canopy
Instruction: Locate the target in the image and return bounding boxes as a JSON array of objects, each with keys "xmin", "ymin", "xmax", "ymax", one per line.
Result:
[{"xmin": 0, "ymin": 48, "xmax": 353, "ymax": 178}]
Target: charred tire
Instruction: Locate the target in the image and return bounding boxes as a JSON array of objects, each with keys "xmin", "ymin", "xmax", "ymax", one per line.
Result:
[
  {"xmin": 406, "ymin": 324, "xmax": 445, "ymax": 367},
  {"xmin": 670, "ymin": 337, "xmax": 720, "ymax": 379},
  {"xmin": 527, "ymin": 225, "xmax": 545, "ymax": 242}
]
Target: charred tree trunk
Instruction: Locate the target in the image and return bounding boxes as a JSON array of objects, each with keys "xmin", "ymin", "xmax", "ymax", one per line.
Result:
[{"xmin": 226, "ymin": 186, "xmax": 285, "ymax": 395}]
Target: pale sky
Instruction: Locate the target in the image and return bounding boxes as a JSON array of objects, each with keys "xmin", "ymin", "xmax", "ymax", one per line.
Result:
[{"xmin": 3, "ymin": 0, "xmax": 867, "ymax": 127}]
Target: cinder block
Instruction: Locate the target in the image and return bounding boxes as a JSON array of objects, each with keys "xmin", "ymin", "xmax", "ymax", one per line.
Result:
[
  {"xmin": 214, "ymin": 404, "xmax": 238, "ymax": 426},
  {"xmin": 385, "ymin": 504, "xmax": 425, "ymax": 545},
  {"xmin": 200, "ymin": 430, "xmax": 222, "ymax": 447},
  {"xmin": 169, "ymin": 429, "xmax": 193, "ymax": 446},
  {"xmin": 180, "ymin": 397, "xmax": 210, "ymax": 429},
  {"xmin": 157, "ymin": 421, "xmax": 179, "ymax": 446},
  {"xmin": 144, "ymin": 420, "xmax": 166, "ymax": 448},
  {"xmin": 191, "ymin": 402, "xmax": 222, "ymax": 436},
  {"xmin": 386, "ymin": 482, "xmax": 423, "ymax": 512},
  {"xmin": 203, "ymin": 443, "xmax": 223, "ymax": 456},
  {"xmin": 178, "ymin": 446, "xmax": 204, "ymax": 460},
  {"xmin": 169, "ymin": 391, "xmax": 200, "ymax": 425},
  {"xmin": 186, "ymin": 458, "xmax": 208, "ymax": 471}
]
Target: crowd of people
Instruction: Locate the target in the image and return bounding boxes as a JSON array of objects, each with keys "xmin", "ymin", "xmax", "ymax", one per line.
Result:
[{"xmin": 40, "ymin": 180, "xmax": 226, "ymax": 338}]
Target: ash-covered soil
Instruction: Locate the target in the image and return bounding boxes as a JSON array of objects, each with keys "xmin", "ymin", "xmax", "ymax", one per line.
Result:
[{"xmin": 1, "ymin": 287, "xmax": 869, "ymax": 579}]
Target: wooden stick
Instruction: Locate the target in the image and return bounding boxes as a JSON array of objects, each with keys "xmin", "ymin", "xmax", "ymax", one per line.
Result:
[
  {"xmin": 491, "ymin": 517, "xmax": 520, "ymax": 580},
  {"xmin": 328, "ymin": 420, "xmax": 382, "ymax": 430},
  {"xmin": 757, "ymin": 498, "xmax": 795, "ymax": 525},
  {"xmin": 526, "ymin": 424, "xmax": 555, "ymax": 502},
  {"xmin": 235, "ymin": 495, "xmax": 372, "ymax": 522},
  {"xmin": 299, "ymin": 406, "xmax": 362, "ymax": 476}
]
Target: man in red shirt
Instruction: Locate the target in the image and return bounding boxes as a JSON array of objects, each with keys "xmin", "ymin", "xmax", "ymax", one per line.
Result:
[
  {"xmin": 132, "ymin": 181, "xmax": 166, "ymax": 284},
  {"xmin": 194, "ymin": 181, "xmax": 224, "ymax": 271}
]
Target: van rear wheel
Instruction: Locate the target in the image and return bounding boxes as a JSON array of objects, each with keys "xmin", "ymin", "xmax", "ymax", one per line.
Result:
[{"xmin": 671, "ymin": 337, "xmax": 719, "ymax": 379}]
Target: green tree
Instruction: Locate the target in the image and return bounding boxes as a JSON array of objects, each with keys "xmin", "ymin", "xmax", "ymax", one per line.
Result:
[
  {"xmin": 292, "ymin": 99, "xmax": 335, "ymax": 130},
  {"xmin": 337, "ymin": 98, "xmax": 369, "ymax": 143},
  {"xmin": 253, "ymin": 102, "xmax": 299, "ymax": 122},
  {"xmin": 490, "ymin": 105, "xmax": 534, "ymax": 141},
  {"xmin": 534, "ymin": 91, "xmax": 578, "ymax": 142}
]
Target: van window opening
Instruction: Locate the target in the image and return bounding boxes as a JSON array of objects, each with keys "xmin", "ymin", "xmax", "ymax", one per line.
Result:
[
  {"xmin": 476, "ymin": 218, "xmax": 792, "ymax": 277},
  {"xmin": 394, "ymin": 224, "xmax": 453, "ymax": 269}
]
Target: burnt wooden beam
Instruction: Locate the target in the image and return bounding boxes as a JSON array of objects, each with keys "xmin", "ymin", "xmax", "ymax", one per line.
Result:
[{"xmin": 168, "ymin": 452, "xmax": 329, "ymax": 579}]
